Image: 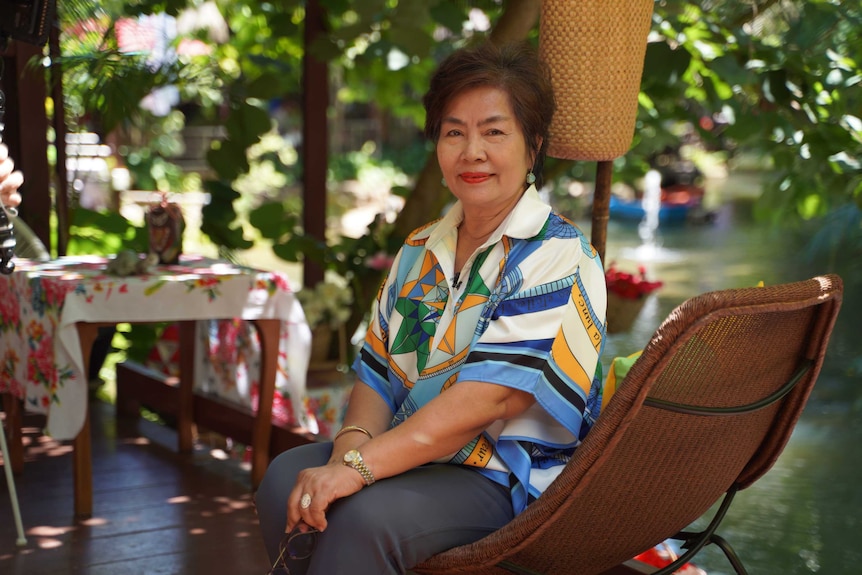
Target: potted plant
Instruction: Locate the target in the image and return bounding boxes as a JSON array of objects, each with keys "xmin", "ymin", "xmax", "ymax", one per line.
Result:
[{"xmin": 604, "ymin": 263, "xmax": 663, "ymax": 333}]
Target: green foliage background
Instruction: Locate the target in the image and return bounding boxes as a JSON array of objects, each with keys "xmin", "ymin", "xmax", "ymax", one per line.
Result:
[{"xmin": 54, "ymin": 0, "xmax": 861, "ymax": 358}]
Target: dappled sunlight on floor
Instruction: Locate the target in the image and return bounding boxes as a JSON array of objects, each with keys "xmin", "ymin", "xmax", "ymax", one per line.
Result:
[{"xmin": 0, "ymin": 401, "xmax": 271, "ymax": 573}]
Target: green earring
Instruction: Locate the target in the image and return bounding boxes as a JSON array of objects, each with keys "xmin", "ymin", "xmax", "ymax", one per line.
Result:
[
  {"xmin": 526, "ymin": 171, "xmax": 536, "ymax": 185},
  {"xmin": 441, "ymin": 177, "xmax": 448, "ymax": 188}
]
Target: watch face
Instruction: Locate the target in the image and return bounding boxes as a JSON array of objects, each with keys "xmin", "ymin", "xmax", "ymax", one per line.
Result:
[{"xmin": 344, "ymin": 450, "xmax": 358, "ymax": 463}]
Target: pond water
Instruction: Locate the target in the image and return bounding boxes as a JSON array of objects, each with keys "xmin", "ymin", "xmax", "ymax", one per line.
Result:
[{"xmin": 581, "ymin": 179, "xmax": 862, "ymax": 575}]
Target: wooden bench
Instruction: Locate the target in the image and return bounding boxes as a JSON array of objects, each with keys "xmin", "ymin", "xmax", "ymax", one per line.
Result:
[{"xmin": 115, "ymin": 361, "xmax": 316, "ymax": 463}]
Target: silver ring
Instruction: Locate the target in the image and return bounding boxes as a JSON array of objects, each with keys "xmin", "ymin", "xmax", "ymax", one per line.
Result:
[{"xmin": 300, "ymin": 493, "xmax": 312, "ymax": 509}]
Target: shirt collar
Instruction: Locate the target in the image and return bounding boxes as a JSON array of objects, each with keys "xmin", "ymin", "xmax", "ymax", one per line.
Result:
[{"xmin": 420, "ymin": 185, "xmax": 552, "ymax": 249}]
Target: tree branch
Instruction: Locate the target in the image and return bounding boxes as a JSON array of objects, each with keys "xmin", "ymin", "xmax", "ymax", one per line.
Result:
[
  {"xmin": 489, "ymin": 0, "xmax": 541, "ymax": 45},
  {"xmin": 729, "ymin": 0, "xmax": 783, "ymax": 29}
]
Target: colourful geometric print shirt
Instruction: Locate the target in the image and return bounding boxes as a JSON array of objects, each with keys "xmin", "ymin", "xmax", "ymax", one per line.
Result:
[{"xmin": 352, "ymin": 186, "xmax": 607, "ymax": 514}]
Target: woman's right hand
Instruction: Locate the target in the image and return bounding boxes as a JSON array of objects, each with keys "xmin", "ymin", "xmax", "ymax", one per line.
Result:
[
  {"xmin": 286, "ymin": 460, "xmax": 368, "ymax": 532},
  {"xmin": 0, "ymin": 144, "xmax": 24, "ymax": 209}
]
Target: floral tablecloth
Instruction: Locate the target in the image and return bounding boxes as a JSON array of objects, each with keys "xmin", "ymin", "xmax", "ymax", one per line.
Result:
[{"xmin": 0, "ymin": 255, "xmax": 312, "ymax": 440}]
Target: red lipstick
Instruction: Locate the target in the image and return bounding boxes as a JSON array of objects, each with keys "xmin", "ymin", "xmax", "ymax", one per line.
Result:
[{"xmin": 460, "ymin": 172, "xmax": 490, "ymax": 184}]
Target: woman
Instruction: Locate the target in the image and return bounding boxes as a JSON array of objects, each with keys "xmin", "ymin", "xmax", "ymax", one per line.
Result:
[{"xmin": 256, "ymin": 42, "xmax": 607, "ymax": 575}]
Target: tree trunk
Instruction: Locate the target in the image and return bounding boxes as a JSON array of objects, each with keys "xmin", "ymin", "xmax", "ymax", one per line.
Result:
[{"xmin": 489, "ymin": 0, "xmax": 542, "ymax": 45}]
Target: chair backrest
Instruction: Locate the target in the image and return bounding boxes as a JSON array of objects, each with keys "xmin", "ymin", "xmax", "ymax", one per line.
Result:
[{"xmin": 414, "ymin": 274, "xmax": 843, "ymax": 575}]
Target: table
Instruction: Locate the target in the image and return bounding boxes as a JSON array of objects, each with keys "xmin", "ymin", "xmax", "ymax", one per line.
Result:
[{"xmin": 0, "ymin": 255, "xmax": 311, "ymax": 517}]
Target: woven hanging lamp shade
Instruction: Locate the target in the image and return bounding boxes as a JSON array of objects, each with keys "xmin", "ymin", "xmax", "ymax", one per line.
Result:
[{"xmin": 540, "ymin": 0, "xmax": 654, "ymax": 161}]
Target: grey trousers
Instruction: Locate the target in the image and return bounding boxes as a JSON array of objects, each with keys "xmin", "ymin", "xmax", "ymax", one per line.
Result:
[{"xmin": 255, "ymin": 442, "xmax": 514, "ymax": 575}]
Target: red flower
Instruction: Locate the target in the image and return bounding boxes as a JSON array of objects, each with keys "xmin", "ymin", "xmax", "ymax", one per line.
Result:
[
  {"xmin": 270, "ymin": 272, "xmax": 292, "ymax": 292},
  {"xmin": 42, "ymin": 278, "xmax": 74, "ymax": 308},
  {"xmin": 0, "ymin": 279, "xmax": 20, "ymax": 326},
  {"xmin": 605, "ymin": 263, "xmax": 663, "ymax": 300}
]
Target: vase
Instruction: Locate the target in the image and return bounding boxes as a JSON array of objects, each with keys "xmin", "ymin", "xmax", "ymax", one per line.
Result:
[{"xmin": 606, "ymin": 292, "xmax": 647, "ymax": 334}]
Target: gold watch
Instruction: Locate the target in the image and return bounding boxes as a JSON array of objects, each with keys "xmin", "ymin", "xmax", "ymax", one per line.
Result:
[{"xmin": 342, "ymin": 449, "xmax": 375, "ymax": 485}]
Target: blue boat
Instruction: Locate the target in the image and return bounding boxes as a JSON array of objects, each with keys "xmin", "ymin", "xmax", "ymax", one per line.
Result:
[{"xmin": 609, "ymin": 184, "xmax": 705, "ymax": 225}]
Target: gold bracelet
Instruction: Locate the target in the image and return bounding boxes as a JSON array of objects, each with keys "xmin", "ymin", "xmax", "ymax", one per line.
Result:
[{"xmin": 333, "ymin": 425, "xmax": 373, "ymax": 442}]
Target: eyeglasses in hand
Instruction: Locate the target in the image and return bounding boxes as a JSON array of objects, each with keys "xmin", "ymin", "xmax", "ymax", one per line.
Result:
[{"xmin": 266, "ymin": 525, "xmax": 320, "ymax": 575}]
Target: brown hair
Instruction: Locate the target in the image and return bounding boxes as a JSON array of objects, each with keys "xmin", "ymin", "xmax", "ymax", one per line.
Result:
[{"xmin": 423, "ymin": 42, "xmax": 556, "ymax": 189}]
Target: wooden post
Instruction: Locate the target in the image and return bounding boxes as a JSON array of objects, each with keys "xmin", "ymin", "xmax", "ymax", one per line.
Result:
[
  {"xmin": 49, "ymin": 24, "xmax": 68, "ymax": 256},
  {"xmin": 1, "ymin": 41, "xmax": 52, "ymax": 250},
  {"xmin": 591, "ymin": 161, "xmax": 613, "ymax": 268},
  {"xmin": 302, "ymin": 0, "xmax": 328, "ymax": 289},
  {"xmin": 539, "ymin": 0, "xmax": 654, "ymax": 265}
]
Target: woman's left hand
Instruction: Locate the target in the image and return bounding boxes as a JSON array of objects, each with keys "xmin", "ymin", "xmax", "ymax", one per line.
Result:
[
  {"xmin": 0, "ymin": 144, "xmax": 24, "ymax": 208},
  {"xmin": 286, "ymin": 461, "xmax": 367, "ymax": 533}
]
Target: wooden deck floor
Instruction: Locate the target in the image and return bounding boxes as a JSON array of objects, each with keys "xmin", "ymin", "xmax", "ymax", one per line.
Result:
[
  {"xmin": 0, "ymin": 400, "xmax": 272, "ymax": 574},
  {"xmin": 1, "ymin": 399, "xmax": 659, "ymax": 575}
]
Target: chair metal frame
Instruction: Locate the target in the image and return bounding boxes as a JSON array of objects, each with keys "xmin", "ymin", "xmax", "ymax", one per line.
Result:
[{"xmin": 0, "ymin": 411, "xmax": 27, "ymax": 546}]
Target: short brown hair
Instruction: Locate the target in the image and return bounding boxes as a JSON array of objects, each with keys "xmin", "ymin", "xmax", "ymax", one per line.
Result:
[{"xmin": 423, "ymin": 42, "xmax": 556, "ymax": 188}]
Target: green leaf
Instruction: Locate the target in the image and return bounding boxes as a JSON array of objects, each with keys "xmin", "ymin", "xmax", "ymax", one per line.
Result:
[
  {"xmin": 272, "ymin": 234, "xmax": 326, "ymax": 264},
  {"xmin": 225, "ymin": 102, "xmax": 272, "ymax": 149},
  {"xmin": 320, "ymin": 0, "xmax": 351, "ymax": 14},
  {"xmin": 702, "ymin": 74, "xmax": 733, "ymax": 104},
  {"xmin": 223, "ymin": 226, "xmax": 254, "ymax": 250},
  {"xmin": 709, "ymin": 55, "xmax": 751, "ymax": 89},
  {"xmin": 206, "ymin": 141, "xmax": 250, "ymax": 180},
  {"xmin": 245, "ymin": 64, "xmax": 297, "ymax": 100},
  {"xmin": 249, "ymin": 202, "xmax": 294, "ymax": 239},
  {"xmin": 429, "ymin": 2, "xmax": 467, "ymax": 32},
  {"xmin": 388, "ymin": 26, "xmax": 434, "ymax": 58},
  {"xmin": 201, "ymin": 180, "xmax": 242, "ymax": 236},
  {"xmin": 71, "ymin": 208, "xmax": 133, "ymax": 234},
  {"xmin": 721, "ymin": 109, "xmax": 770, "ymax": 143},
  {"xmin": 67, "ymin": 208, "xmax": 144, "ymax": 256},
  {"xmin": 203, "ymin": 179, "xmax": 241, "ymax": 203},
  {"xmin": 642, "ymin": 42, "xmax": 691, "ymax": 88},
  {"xmin": 272, "ymin": 241, "xmax": 302, "ymax": 262},
  {"xmin": 391, "ymin": 0, "xmax": 430, "ymax": 24},
  {"xmin": 763, "ymin": 70, "xmax": 792, "ymax": 105},
  {"xmin": 200, "ymin": 217, "xmax": 253, "ymax": 251},
  {"xmin": 354, "ymin": 0, "xmax": 388, "ymax": 23},
  {"xmin": 268, "ymin": 12, "xmax": 301, "ymax": 39}
]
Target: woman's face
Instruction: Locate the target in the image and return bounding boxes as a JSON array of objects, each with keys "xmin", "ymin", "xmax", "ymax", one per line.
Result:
[{"xmin": 436, "ymin": 86, "xmax": 536, "ymax": 214}]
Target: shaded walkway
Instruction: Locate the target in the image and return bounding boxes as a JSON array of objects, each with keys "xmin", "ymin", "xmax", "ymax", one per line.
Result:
[{"xmin": 0, "ymin": 401, "xmax": 270, "ymax": 574}]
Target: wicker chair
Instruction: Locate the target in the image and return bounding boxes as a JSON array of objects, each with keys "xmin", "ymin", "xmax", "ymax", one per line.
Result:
[{"xmin": 412, "ymin": 274, "xmax": 843, "ymax": 575}]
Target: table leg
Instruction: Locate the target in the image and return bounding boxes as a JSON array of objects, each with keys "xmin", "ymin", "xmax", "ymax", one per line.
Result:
[
  {"xmin": 250, "ymin": 319, "xmax": 279, "ymax": 488},
  {"xmin": 177, "ymin": 321, "xmax": 196, "ymax": 453},
  {"xmin": 2, "ymin": 394, "xmax": 24, "ymax": 474},
  {"xmin": 72, "ymin": 407, "xmax": 93, "ymax": 518},
  {"xmin": 74, "ymin": 323, "xmax": 101, "ymax": 519}
]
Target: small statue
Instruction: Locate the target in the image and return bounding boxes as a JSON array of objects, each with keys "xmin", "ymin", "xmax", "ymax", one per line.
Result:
[{"xmin": 146, "ymin": 194, "xmax": 184, "ymax": 265}]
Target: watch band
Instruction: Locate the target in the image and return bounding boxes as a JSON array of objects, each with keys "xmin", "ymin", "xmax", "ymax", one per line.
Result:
[{"xmin": 342, "ymin": 449, "xmax": 376, "ymax": 485}]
